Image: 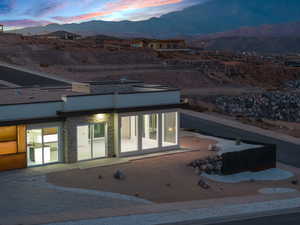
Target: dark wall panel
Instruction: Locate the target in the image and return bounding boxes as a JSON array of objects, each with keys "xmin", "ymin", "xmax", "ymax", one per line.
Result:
[
  {"xmin": 0, "ymin": 153, "xmax": 26, "ymax": 172},
  {"xmin": 221, "ymin": 145, "xmax": 277, "ymax": 175}
]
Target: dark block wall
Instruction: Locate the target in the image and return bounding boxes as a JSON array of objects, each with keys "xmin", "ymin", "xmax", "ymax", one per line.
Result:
[
  {"xmin": 221, "ymin": 145, "xmax": 277, "ymax": 175},
  {"xmin": 181, "ymin": 113, "xmax": 300, "ymax": 168}
]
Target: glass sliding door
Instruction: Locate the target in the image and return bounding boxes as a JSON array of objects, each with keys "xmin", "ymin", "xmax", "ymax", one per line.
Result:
[
  {"xmin": 120, "ymin": 116, "xmax": 138, "ymax": 153},
  {"xmin": 27, "ymin": 129, "xmax": 43, "ymax": 166},
  {"xmin": 162, "ymin": 112, "xmax": 178, "ymax": 147},
  {"xmin": 27, "ymin": 127, "xmax": 60, "ymax": 167},
  {"xmin": 43, "ymin": 128, "xmax": 59, "ymax": 164},
  {"xmin": 77, "ymin": 123, "xmax": 107, "ymax": 161},
  {"xmin": 77, "ymin": 125, "xmax": 91, "ymax": 161},
  {"xmin": 92, "ymin": 123, "xmax": 106, "ymax": 158},
  {"xmin": 142, "ymin": 113, "xmax": 159, "ymax": 150}
]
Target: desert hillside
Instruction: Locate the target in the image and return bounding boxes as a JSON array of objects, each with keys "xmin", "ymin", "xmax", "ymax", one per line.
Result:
[
  {"xmin": 191, "ymin": 36, "xmax": 300, "ymax": 54},
  {"xmin": 0, "ymin": 34, "xmax": 159, "ymax": 66},
  {"xmin": 2, "ymin": 33, "xmax": 300, "ymax": 137},
  {"xmin": 0, "ymin": 34, "xmax": 299, "ymax": 91},
  {"xmin": 191, "ymin": 21, "xmax": 300, "ymax": 54}
]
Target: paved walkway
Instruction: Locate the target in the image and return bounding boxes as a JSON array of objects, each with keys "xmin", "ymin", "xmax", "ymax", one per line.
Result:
[
  {"xmin": 0, "ymin": 169, "xmax": 150, "ymax": 225},
  {"xmin": 31, "ymin": 193, "xmax": 300, "ymax": 225},
  {"xmin": 2, "ymin": 156, "xmax": 300, "ymax": 225},
  {"xmin": 44, "ymin": 196, "xmax": 300, "ymax": 225},
  {"xmin": 0, "ymin": 149, "xmax": 196, "ymax": 225},
  {"xmin": 3, "ymin": 166, "xmax": 300, "ymax": 225}
]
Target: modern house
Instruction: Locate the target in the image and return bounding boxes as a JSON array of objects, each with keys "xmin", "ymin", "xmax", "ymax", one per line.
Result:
[
  {"xmin": 148, "ymin": 40, "xmax": 186, "ymax": 50},
  {"xmin": 285, "ymin": 57, "xmax": 300, "ymax": 67},
  {"xmin": 0, "ymin": 80, "xmax": 181, "ymax": 172},
  {"xmin": 130, "ymin": 39, "xmax": 187, "ymax": 51},
  {"xmin": 34, "ymin": 31, "xmax": 82, "ymax": 40}
]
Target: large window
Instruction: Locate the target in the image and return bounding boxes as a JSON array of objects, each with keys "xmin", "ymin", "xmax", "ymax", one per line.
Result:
[
  {"xmin": 120, "ymin": 116, "xmax": 138, "ymax": 153},
  {"xmin": 142, "ymin": 113, "xmax": 159, "ymax": 150},
  {"xmin": 77, "ymin": 123, "xmax": 106, "ymax": 161},
  {"xmin": 162, "ymin": 112, "xmax": 178, "ymax": 147},
  {"xmin": 27, "ymin": 127, "xmax": 59, "ymax": 166},
  {"xmin": 119, "ymin": 112, "xmax": 179, "ymax": 154}
]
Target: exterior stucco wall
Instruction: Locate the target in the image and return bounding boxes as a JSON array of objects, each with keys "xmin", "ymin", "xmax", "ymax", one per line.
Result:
[{"xmin": 64, "ymin": 114, "xmax": 114, "ymax": 163}]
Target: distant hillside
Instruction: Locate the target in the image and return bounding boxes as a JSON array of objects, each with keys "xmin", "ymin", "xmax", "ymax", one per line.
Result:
[
  {"xmin": 192, "ymin": 36, "xmax": 300, "ymax": 54},
  {"xmin": 14, "ymin": 0, "xmax": 300, "ymax": 38},
  {"xmin": 196, "ymin": 22, "xmax": 300, "ymax": 39}
]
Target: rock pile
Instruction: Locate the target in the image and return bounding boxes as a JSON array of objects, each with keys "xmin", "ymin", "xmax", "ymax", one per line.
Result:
[
  {"xmin": 198, "ymin": 178, "xmax": 210, "ymax": 189},
  {"xmin": 188, "ymin": 155, "xmax": 223, "ymax": 175},
  {"xmin": 216, "ymin": 92, "xmax": 300, "ymax": 122},
  {"xmin": 113, "ymin": 169, "xmax": 126, "ymax": 180},
  {"xmin": 284, "ymin": 80, "xmax": 300, "ymax": 89}
]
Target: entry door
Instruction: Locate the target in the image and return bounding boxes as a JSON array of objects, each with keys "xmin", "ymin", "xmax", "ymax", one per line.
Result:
[
  {"xmin": 77, "ymin": 123, "xmax": 107, "ymax": 161},
  {"xmin": 26, "ymin": 127, "xmax": 59, "ymax": 167}
]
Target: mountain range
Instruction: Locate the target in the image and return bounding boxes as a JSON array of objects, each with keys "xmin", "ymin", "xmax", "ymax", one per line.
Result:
[
  {"xmin": 195, "ymin": 22, "xmax": 300, "ymax": 39},
  {"xmin": 14, "ymin": 0, "xmax": 300, "ymax": 38}
]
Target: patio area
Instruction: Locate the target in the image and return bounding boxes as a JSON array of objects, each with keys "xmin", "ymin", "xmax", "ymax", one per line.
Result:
[{"xmin": 47, "ymin": 133, "xmax": 300, "ymax": 203}]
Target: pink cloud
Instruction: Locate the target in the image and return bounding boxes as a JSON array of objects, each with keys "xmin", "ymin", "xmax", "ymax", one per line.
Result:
[
  {"xmin": 0, "ymin": 19, "xmax": 52, "ymax": 27},
  {"xmin": 53, "ymin": 0, "xmax": 183, "ymax": 23}
]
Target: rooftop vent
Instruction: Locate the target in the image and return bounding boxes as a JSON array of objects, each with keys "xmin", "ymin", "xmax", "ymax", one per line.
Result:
[
  {"xmin": 15, "ymin": 89, "xmax": 22, "ymax": 96},
  {"xmin": 72, "ymin": 82, "xmax": 91, "ymax": 94},
  {"xmin": 120, "ymin": 77, "xmax": 128, "ymax": 83}
]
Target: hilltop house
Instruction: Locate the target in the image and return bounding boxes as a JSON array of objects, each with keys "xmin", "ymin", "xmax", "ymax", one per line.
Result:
[
  {"xmin": 130, "ymin": 39, "xmax": 187, "ymax": 51},
  {"xmin": 131, "ymin": 40, "xmax": 147, "ymax": 48},
  {"xmin": 148, "ymin": 40, "xmax": 186, "ymax": 50},
  {"xmin": 285, "ymin": 57, "xmax": 300, "ymax": 67},
  {"xmin": 0, "ymin": 79, "xmax": 180, "ymax": 172},
  {"xmin": 35, "ymin": 31, "xmax": 82, "ymax": 40}
]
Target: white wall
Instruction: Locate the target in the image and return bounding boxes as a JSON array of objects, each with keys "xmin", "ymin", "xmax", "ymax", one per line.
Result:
[
  {"xmin": 0, "ymin": 90, "xmax": 180, "ymax": 122},
  {"xmin": 0, "ymin": 102, "xmax": 62, "ymax": 122},
  {"xmin": 115, "ymin": 91, "xmax": 180, "ymax": 108},
  {"xmin": 63, "ymin": 91, "xmax": 180, "ymax": 112},
  {"xmin": 63, "ymin": 95, "xmax": 114, "ymax": 111}
]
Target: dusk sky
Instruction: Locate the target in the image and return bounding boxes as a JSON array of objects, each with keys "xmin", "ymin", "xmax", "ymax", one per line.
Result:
[{"xmin": 0, "ymin": 0, "xmax": 203, "ymax": 29}]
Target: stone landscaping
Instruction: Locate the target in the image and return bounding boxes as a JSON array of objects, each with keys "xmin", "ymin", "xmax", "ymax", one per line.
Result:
[
  {"xmin": 284, "ymin": 80, "xmax": 300, "ymax": 89},
  {"xmin": 216, "ymin": 91, "xmax": 300, "ymax": 122},
  {"xmin": 188, "ymin": 155, "xmax": 223, "ymax": 175}
]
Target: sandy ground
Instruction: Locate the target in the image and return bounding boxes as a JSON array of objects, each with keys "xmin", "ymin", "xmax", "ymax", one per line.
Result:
[{"xmin": 47, "ymin": 135, "xmax": 300, "ymax": 203}]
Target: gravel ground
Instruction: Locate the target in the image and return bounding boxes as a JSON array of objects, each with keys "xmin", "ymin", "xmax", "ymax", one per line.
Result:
[{"xmin": 47, "ymin": 135, "xmax": 300, "ymax": 203}]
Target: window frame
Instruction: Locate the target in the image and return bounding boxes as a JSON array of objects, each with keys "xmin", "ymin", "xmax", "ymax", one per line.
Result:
[
  {"xmin": 117, "ymin": 110, "xmax": 179, "ymax": 157},
  {"xmin": 77, "ymin": 122, "xmax": 108, "ymax": 162}
]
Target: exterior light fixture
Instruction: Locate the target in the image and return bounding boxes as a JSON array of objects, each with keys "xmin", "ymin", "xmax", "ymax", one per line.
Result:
[{"xmin": 95, "ymin": 114, "xmax": 105, "ymax": 120}]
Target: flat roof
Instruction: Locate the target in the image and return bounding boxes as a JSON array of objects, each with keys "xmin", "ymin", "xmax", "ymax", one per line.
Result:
[
  {"xmin": 0, "ymin": 65, "xmax": 69, "ymax": 87},
  {"xmin": 0, "ymin": 64, "xmax": 179, "ymax": 106},
  {"xmin": 0, "ymin": 82, "xmax": 179, "ymax": 106}
]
